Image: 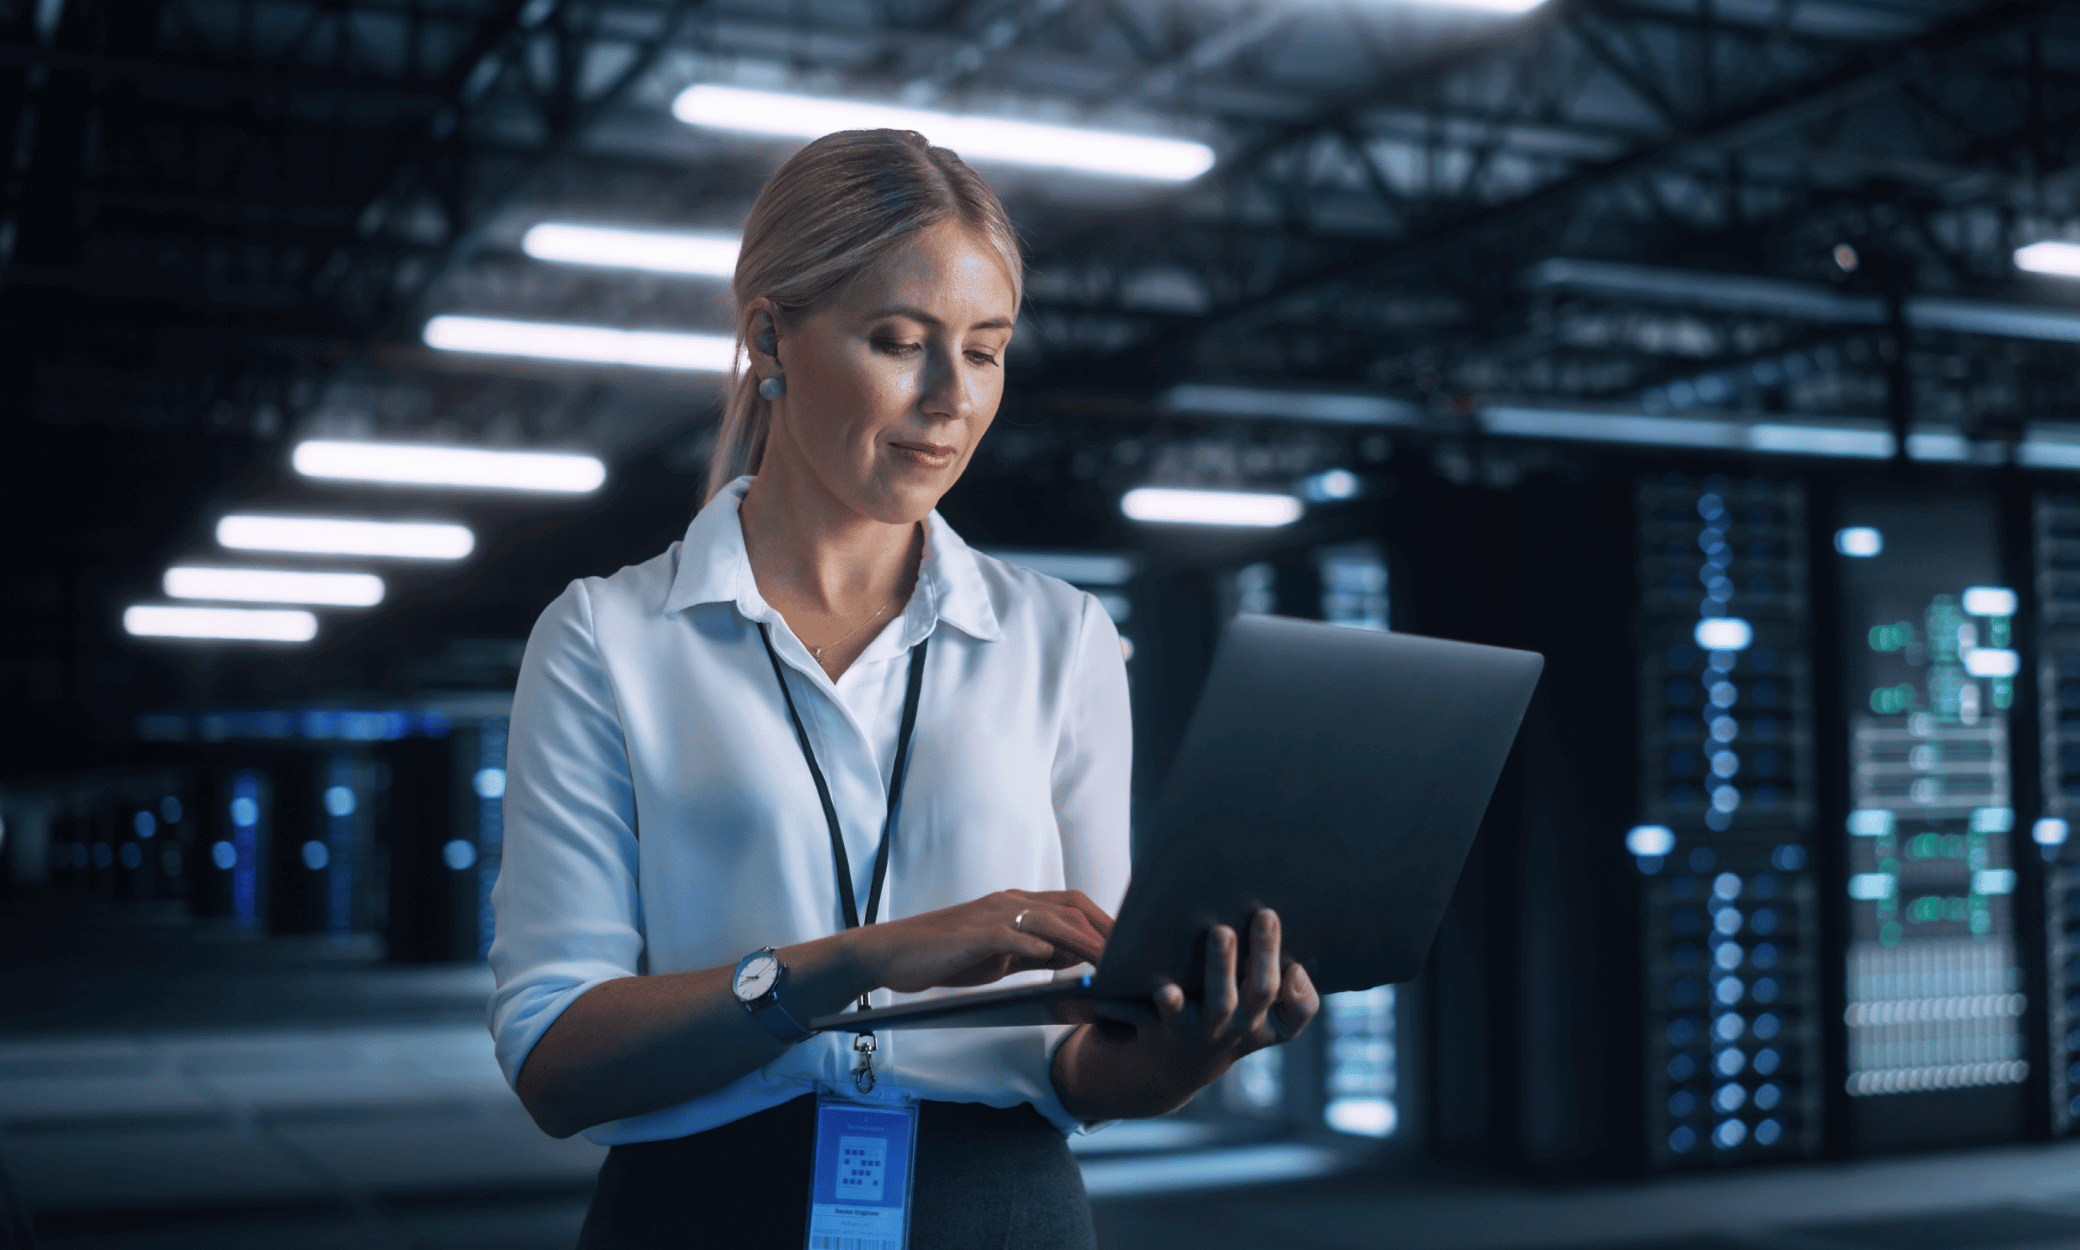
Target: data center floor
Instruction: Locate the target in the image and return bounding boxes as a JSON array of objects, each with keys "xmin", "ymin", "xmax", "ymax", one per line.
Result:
[{"xmin": 10, "ymin": 896, "xmax": 2080, "ymax": 1250}]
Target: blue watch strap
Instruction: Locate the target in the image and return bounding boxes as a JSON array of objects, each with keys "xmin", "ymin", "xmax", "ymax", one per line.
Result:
[{"xmin": 752, "ymin": 997, "xmax": 816, "ymax": 1045}]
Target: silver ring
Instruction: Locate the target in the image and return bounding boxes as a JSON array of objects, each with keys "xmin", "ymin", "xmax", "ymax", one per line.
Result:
[{"xmin": 1013, "ymin": 909, "xmax": 1030, "ymax": 933}]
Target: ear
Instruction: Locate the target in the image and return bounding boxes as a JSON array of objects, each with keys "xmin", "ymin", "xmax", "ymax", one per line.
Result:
[{"xmin": 742, "ymin": 298, "xmax": 782, "ymax": 370}]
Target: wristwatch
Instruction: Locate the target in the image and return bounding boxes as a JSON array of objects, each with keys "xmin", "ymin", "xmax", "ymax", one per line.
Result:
[{"xmin": 733, "ymin": 948, "xmax": 815, "ymax": 1044}]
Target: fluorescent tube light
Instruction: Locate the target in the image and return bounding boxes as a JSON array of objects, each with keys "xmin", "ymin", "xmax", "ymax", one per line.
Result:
[
  {"xmin": 292, "ymin": 440, "xmax": 606, "ymax": 494},
  {"xmin": 1120, "ymin": 487, "xmax": 1302, "ymax": 527},
  {"xmin": 1626, "ymin": 825, "xmax": 1675, "ymax": 857},
  {"xmin": 521, "ymin": 223, "xmax": 740, "ymax": 277},
  {"xmin": 124, "ymin": 605, "xmax": 318, "ymax": 643},
  {"xmin": 217, "ymin": 515, "xmax": 475, "ymax": 560},
  {"xmin": 2016, "ymin": 241, "xmax": 2080, "ymax": 277},
  {"xmin": 1157, "ymin": 384, "xmax": 1421, "ymax": 426},
  {"xmin": 671, "ymin": 85, "xmax": 1215, "ymax": 182},
  {"xmin": 423, "ymin": 315, "xmax": 736, "ymax": 372},
  {"xmin": 1962, "ymin": 587, "xmax": 2018, "ymax": 617},
  {"xmin": 1694, "ymin": 618, "xmax": 1753, "ymax": 652},
  {"xmin": 165, "ymin": 567, "xmax": 385, "ymax": 607},
  {"xmin": 1834, "ymin": 527, "xmax": 1883, "ymax": 557},
  {"xmin": 1962, "ymin": 648, "xmax": 2020, "ymax": 678}
]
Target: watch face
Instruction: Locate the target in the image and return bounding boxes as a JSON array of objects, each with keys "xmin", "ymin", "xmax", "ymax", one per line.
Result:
[{"xmin": 734, "ymin": 953, "xmax": 779, "ymax": 1001}]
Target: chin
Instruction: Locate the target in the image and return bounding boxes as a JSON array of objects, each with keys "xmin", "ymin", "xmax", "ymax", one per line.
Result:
[{"xmin": 860, "ymin": 475, "xmax": 954, "ymax": 525}]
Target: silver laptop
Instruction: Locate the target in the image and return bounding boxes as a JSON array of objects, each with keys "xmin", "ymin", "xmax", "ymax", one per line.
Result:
[{"xmin": 809, "ymin": 613, "xmax": 1543, "ymax": 1031}]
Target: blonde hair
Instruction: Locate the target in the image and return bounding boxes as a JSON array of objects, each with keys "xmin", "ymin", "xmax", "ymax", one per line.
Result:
[{"xmin": 704, "ymin": 129, "xmax": 1024, "ymax": 503}]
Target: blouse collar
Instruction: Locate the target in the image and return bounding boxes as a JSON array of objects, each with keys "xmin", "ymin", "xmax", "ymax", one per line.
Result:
[{"xmin": 662, "ymin": 475, "xmax": 1003, "ymax": 644}]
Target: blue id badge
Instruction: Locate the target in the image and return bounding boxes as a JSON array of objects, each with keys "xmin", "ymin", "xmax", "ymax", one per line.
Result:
[{"xmin": 806, "ymin": 1091, "xmax": 918, "ymax": 1250}]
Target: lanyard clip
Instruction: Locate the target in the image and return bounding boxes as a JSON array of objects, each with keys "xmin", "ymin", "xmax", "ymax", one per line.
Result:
[{"xmin": 852, "ymin": 1030, "xmax": 878, "ymax": 1095}]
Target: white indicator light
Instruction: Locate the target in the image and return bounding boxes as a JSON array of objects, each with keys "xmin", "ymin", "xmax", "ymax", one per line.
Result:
[
  {"xmin": 473, "ymin": 768, "xmax": 507, "ymax": 799},
  {"xmin": 292, "ymin": 440, "xmax": 605, "ymax": 494},
  {"xmin": 521, "ymin": 223, "xmax": 740, "ymax": 277},
  {"xmin": 1971, "ymin": 807, "xmax": 2016, "ymax": 834},
  {"xmin": 2035, "ymin": 818, "xmax": 2070, "ymax": 847},
  {"xmin": 1834, "ymin": 527, "xmax": 1883, "ymax": 557},
  {"xmin": 1963, "ymin": 648, "xmax": 2020, "ymax": 678},
  {"xmin": 1626, "ymin": 825, "xmax": 1675, "ymax": 857},
  {"xmin": 1694, "ymin": 617, "xmax": 1753, "ymax": 652},
  {"xmin": 165, "ymin": 566, "xmax": 385, "ymax": 607},
  {"xmin": 1973, "ymin": 869, "xmax": 2017, "ymax": 896},
  {"xmin": 1120, "ymin": 488, "xmax": 1302, "ymax": 527},
  {"xmin": 442, "ymin": 839, "xmax": 478, "ymax": 871},
  {"xmin": 217, "ymin": 515, "xmax": 474, "ymax": 560},
  {"xmin": 2016, "ymin": 241, "xmax": 2080, "ymax": 277},
  {"xmin": 1962, "ymin": 586, "xmax": 2019, "ymax": 617},
  {"xmin": 1847, "ymin": 809, "xmax": 1895, "ymax": 836},
  {"xmin": 1848, "ymin": 873, "xmax": 1894, "ymax": 900},
  {"xmin": 671, "ymin": 85, "xmax": 1217, "ymax": 182},
  {"xmin": 123, "ymin": 605, "xmax": 318, "ymax": 643},
  {"xmin": 423, "ymin": 315, "xmax": 736, "ymax": 373}
]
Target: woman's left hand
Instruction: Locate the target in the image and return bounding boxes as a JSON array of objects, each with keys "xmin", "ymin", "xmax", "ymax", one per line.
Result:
[{"xmin": 1093, "ymin": 907, "xmax": 1319, "ymax": 1099}]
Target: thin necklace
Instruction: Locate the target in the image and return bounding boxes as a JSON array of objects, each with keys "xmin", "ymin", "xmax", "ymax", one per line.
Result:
[{"xmin": 809, "ymin": 598, "xmax": 897, "ymax": 665}]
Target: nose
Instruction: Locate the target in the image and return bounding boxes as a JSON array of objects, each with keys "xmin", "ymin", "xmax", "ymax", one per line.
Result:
[{"xmin": 917, "ymin": 341, "xmax": 972, "ymax": 422}]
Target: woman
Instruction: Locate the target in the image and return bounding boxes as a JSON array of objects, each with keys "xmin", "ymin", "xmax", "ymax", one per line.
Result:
[{"xmin": 490, "ymin": 129, "xmax": 1319, "ymax": 1249}]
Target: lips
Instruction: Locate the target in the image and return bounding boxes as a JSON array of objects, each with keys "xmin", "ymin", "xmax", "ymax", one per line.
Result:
[{"xmin": 889, "ymin": 441, "xmax": 958, "ymax": 466}]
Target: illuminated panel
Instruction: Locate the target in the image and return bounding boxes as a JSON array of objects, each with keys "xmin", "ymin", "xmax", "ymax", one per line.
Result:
[
  {"xmin": 323, "ymin": 753, "xmax": 357, "ymax": 938},
  {"xmin": 1839, "ymin": 496, "xmax": 2025, "ymax": 1126},
  {"xmin": 2036, "ymin": 496, "xmax": 2080, "ymax": 1134},
  {"xmin": 1635, "ymin": 474, "xmax": 1821, "ymax": 1167},
  {"xmin": 227, "ymin": 771, "xmax": 264, "ymax": 927},
  {"xmin": 474, "ymin": 717, "xmax": 509, "ymax": 961}
]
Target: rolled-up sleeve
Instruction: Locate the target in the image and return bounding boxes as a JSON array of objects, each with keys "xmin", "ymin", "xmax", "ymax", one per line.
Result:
[
  {"xmin": 1033, "ymin": 592, "xmax": 1134, "ymax": 1134},
  {"xmin": 488, "ymin": 579, "xmax": 644, "ymax": 1093}
]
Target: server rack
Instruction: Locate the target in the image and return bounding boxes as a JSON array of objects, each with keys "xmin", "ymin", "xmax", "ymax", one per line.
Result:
[
  {"xmin": 1834, "ymin": 491, "xmax": 2028, "ymax": 1150},
  {"xmin": 1633, "ymin": 474, "xmax": 1825, "ymax": 1167},
  {"xmin": 2036, "ymin": 494, "xmax": 2080, "ymax": 1136}
]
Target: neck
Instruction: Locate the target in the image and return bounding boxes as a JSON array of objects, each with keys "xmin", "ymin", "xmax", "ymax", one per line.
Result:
[{"xmin": 738, "ymin": 461, "xmax": 920, "ymax": 614}]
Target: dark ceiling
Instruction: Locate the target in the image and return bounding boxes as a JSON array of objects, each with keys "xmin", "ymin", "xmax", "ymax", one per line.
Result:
[{"xmin": 7, "ymin": 0, "xmax": 2080, "ymax": 769}]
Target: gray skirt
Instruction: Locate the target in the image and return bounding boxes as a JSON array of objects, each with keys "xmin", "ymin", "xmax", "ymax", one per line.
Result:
[{"xmin": 576, "ymin": 1094, "xmax": 1097, "ymax": 1250}]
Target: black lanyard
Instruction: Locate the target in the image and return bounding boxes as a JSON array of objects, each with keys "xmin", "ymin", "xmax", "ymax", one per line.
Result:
[{"xmin": 757, "ymin": 623, "xmax": 929, "ymax": 932}]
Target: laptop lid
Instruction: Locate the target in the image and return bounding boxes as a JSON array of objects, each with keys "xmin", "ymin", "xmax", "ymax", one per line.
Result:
[{"xmin": 1090, "ymin": 614, "xmax": 1542, "ymax": 999}]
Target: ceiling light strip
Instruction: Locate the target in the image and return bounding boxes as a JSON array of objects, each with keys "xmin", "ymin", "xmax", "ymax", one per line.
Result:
[
  {"xmin": 423, "ymin": 315, "xmax": 736, "ymax": 373},
  {"xmin": 521, "ymin": 223, "xmax": 740, "ymax": 277},
  {"xmin": 671, "ymin": 85, "xmax": 1215, "ymax": 182},
  {"xmin": 123, "ymin": 605, "xmax": 319, "ymax": 643},
  {"xmin": 165, "ymin": 567, "xmax": 386, "ymax": 607},
  {"xmin": 292, "ymin": 440, "xmax": 606, "ymax": 493},
  {"xmin": 216, "ymin": 516, "xmax": 476, "ymax": 560},
  {"xmin": 1120, "ymin": 487, "xmax": 1302, "ymax": 527}
]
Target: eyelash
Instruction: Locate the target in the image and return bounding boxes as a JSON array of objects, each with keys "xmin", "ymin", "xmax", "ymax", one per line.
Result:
[{"xmin": 873, "ymin": 339, "xmax": 999, "ymax": 367}]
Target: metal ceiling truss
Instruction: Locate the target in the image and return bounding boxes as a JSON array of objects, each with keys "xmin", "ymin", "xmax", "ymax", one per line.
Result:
[{"xmin": 12, "ymin": 0, "xmax": 2080, "ymax": 449}]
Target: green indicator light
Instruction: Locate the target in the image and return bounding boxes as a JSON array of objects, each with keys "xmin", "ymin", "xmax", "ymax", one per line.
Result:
[
  {"xmin": 1880, "ymin": 921, "xmax": 1903, "ymax": 946},
  {"xmin": 1871, "ymin": 684, "xmax": 1917, "ymax": 714},
  {"xmin": 1992, "ymin": 618, "xmax": 2011, "ymax": 647},
  {"xmin": 1995, "ymin": 677, "xmax": 2014, "ymax": 710}
]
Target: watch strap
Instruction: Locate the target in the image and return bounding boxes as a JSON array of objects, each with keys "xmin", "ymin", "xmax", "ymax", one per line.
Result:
[{"xmin": 750, "ymin": 997, "xmax": 815, "ymax": 1045}]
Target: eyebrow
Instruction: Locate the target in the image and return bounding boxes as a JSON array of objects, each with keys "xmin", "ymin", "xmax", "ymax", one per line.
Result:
[{"xmin": 864, "ymin": 304, "xmax": 1015, "ymax": 332}]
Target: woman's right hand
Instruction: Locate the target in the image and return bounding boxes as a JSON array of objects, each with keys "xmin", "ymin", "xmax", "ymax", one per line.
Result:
[{"xmin": 849, "ymin": 889, "xmax": 1113, "ymax": 993}]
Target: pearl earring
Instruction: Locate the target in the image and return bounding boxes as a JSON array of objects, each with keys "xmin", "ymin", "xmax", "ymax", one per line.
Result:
[{"xmin": 758, "ymin": 375, "xmax": 785, "ymax": 400}]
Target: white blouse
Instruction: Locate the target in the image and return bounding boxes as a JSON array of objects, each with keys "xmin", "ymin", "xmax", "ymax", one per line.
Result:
[{"xmin": 488, "ymin": 477, "xmax": 1133, "ymax": 1144}]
